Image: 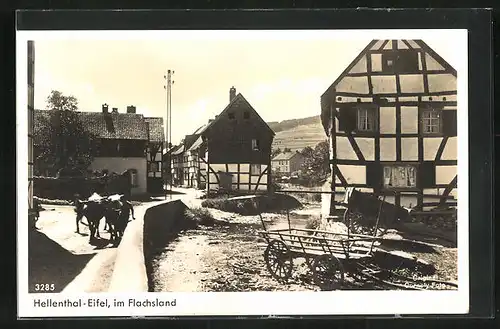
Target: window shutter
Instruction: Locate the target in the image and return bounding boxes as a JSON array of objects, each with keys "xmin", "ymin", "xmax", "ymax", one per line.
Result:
[
  {"xmin": 418, "ymin": 161, "xmax": 436, "ymax": 188},
  {"xmin": 366, "ymin": 162, "xmax": 382, "ymax": 188},
  {"xmin": 338, "ymin": 106, "xmax": 357, "ymax": 133},
  {"xmin": 441, "ymin": 110, "xmax": 457, "ymax": 137}
]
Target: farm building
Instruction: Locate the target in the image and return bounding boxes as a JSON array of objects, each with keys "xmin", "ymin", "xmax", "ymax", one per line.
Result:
[
  {"xmin": 33, "ymin": 104, "xmax": 164, "ymax": 195},
  {"xmin": 320, "ymin": 39, "xmax": 457, "ymax": 215},
  {"xmin": 271, "ymin": 151, "xmax": 305, "ymax": 176},
  {"xmin": 170, "ymin": 87, "xmax": 275, "ymax": 193}
]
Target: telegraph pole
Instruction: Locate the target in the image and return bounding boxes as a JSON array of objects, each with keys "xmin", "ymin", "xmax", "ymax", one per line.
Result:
[{"xmin": 164, "ymin": 69, "xmax": 174, "ymax": 199}]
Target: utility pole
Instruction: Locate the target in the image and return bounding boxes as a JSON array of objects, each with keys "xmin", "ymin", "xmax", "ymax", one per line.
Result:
[{"xmin": 164, "ymin": 69, "xmax": 174, "ymax": 199}]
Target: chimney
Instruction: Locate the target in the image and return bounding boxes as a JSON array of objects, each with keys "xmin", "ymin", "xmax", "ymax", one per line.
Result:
[
  {"xmin": 229, "ymin": 86, "xmax": 236, "ymax": 102},
  {"xmin": 112, "ymin": 107, "xmax": 118, "ymax": 113},
  {"xmin": 102, "ymin": 103, "xmax": 109, "ymax": 113},
  {"xmin": 126, "ymin": 105, "xmax": 136, "ymax": 114}
]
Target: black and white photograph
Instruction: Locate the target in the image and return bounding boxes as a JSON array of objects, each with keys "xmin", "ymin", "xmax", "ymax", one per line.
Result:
[{"xmin": 17, "ymin": 28, "xmax": 469, "ymax": 317}]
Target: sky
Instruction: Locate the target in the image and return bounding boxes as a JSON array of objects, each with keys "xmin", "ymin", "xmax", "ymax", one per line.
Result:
[{"xmin": 31, "ymin": 31, "xmax": 462, "ymax": 144}]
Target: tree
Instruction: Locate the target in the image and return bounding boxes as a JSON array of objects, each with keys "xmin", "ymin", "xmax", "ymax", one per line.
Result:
[
  {"xmin": 35, "ymin": 90, "xmax": 97, "ymax": 176},
  {"xmin": 299, "ymin": 141, "xmax": 330, "ymax": 186},
  {"xmin": 271, "ymin": 147, "xmax": 282, "ymax": 158}
]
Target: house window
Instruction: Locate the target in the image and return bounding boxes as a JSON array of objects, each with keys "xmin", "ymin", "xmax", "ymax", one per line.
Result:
[
  {"xmin": 383, "ymin": 165, "xmax": 417, "ymax": 189},
  {"xmin": 251, "ymin": 139, "xmax": 260, "ymax": 151},
  {"xmin": 129, "ymin": 169, "xmax": 139, "ymax": 187},
  {"xmin": 382, "ymin": 50, "xmax": 419, "ymax": 73},
  {"xmin": 149, "ymin": 162, "xmax": 158, "ymax": 172},
  {"xmin": 228, "ymin": 112, "xmax": 235, "ymax": 119},
  {"xmin": 421, "ymin": 109, "xmax": 442, "ymax": 134},
  {"xmin": 250, "ymin": 164, "xmax": 261, "ymax": 175},
  {"xmin": 357, "ymin": 108, "xmax": 375, "ymax": 131},
  {"xmin": 243, "ymin": 111, "xmax": 250, "ymax": 119}
]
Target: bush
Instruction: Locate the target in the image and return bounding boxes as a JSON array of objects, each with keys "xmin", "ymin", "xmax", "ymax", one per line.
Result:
[
  {"xmin": 305, "ymin": 217, "xmax": 321, "ymax": 231},
  {"xmin": 184, "ymin": 207, "xmax": 216, "ymax": 226},
  {"xmin": 202, "ymin": 193, "xmax": 303, "ymax": 216}
]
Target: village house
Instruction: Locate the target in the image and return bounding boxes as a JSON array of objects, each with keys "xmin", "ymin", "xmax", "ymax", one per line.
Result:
[
  {"xmin": 33, "ymin": 104, "xmax": 164, "ymax": 196},
  {"xmin": 320, "ymin": 39, "xmax": 457, "ymax": 215},
  {"xmin": 271, "ymin": 151, "xmax": 305, "ymax": 176},
  {"xmin": 169, "ymin": 87, "xmax": 275, "ymax": 193}
]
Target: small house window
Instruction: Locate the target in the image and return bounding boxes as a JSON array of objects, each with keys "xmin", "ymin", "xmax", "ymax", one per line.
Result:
[
  {"xmin": 251, "ymin": 139, "xmax": 260, "ymax": 151},
  {"xmin": 149, "ymin": 162, "xmax": 158, "ymax": 172},
  {"xmin": 421, "ymin": 109, "xmax": 442, "ymax": 134},
  {"xmin": 357, "ymin": 108, "xmax": 375, "ymax": 131},
  {"xmin": 250, "ymin": 164, "xmax": 261, "ymax": 175},
  {"xmin": 228, "ymin": 112, "xmax": 235, "ymax": 120},
  {"xmin": 129, "ymin": 169, "xmax": 138, "ymax": 187},
  {"xmin": 383, "ymin": 165, "xmax": 417, "ymax": 189},
  {"xmin": 243, "ymin": 111, "xmax": 250, "ymax": 119}
]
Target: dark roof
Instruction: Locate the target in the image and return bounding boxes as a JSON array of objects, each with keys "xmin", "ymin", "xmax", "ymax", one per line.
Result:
[
  {"xmin": 145, "ymin": 117, "xmax": 165, "ymax": 143},
  {"xmin": 272, "ymin": 152, "xmax": 302, "ymax": 161},
  {"xmin": 200, "ymin": 93, "xmax": 275, "ymax": 138},
  {"xmin": 34, "ymin": 109, "xmax": 163, "ymax": 145}
]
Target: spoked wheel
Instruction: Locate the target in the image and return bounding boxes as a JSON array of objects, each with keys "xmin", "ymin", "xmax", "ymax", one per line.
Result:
[
  {"xmin": 344, "ymin": 209, "xmax": 386, "ymax": 236},
  {"xmin": 312, "ymin": 254, "xmax": 345, "ymax": 290},
  {"xmin": 264, "ymin": 239, "xmax": 294, "ymax": 282}
]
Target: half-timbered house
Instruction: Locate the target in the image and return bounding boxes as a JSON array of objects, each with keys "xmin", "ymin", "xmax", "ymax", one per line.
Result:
[
  {"xmin": 34, "ymin": 104, "xmax": 164, "ymax": 196},
  {"xmin": 200, "ymin": 87, "xmax": 275, "ymax": 193},
  {"xmin": 144, "ymin": 115, "xmax": 165, "ymax": 193},
  {"xmin": 320, "ymin": 39, "xmax": 457, "ymax": 215}
]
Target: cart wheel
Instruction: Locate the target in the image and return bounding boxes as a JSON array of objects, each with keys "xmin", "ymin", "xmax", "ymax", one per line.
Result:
[
  {"xmin": 264, "ymin": 239, "xmax": 294, "ymax": 282},
  {"xmin": 312, "ymin": 254, "xmax": 345, "ymax": 290}
]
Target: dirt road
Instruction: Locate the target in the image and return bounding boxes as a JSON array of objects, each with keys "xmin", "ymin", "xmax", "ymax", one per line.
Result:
[{"xmin": 29, "ymin": 201, "xmax": 161, "ymax": 293}]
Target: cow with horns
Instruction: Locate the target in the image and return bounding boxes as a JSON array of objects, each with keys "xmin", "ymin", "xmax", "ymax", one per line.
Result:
[{"xmin": 74, "ymin": 193, "xmax": 135, "ymax": 245}]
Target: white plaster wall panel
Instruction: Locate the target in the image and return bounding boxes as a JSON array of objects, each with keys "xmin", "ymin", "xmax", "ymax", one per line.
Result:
[
  {"xmin": 399, "ymin": 74, "xmax": 425, "ymax": 93},
  {"xmin": 251, "ymin": 176, "xmax": 260, "ymax": 184},
  {"xmin": 228, "ymin": 164, "xmax": 238, "ymax": 172},
  {"xmin": 371, "ymin": 40, "xmax": 386, "ymax": 50},
  {"xmin": 427, "ymin": 74, "xmax": 457, "ymax": 93},
  {"xmin": 335, "ymin": 175, "xmax": 341, "ymax": 184},
  {"xmin": 379, "ymin": 107, "xmax": 396, "ymax": 134},
  {"xmin": 379, "ymin": 138, "xmax": 397, "ymax": 161},
  {"xmin": 441, "ymin": 137, "xmax": 457, "ymax": 160},
  {"xmin": 337, "ymin": 165, "xmax": 366, "ymax": 184},
  {"xmin": 239, "ymin": 184, "xmax": 249, "ymax": 190},
  {"xmin": 423, "ymin": 188, "xmax": 440, "ymax": 195},
  {"xmin": 383, "ymin": 41, "xmax": 393, "ymax": 50},
  {"xmin": 334, "ymin": 116, "xmax": 340, "ymax": 132},
  {"xmin": 371, "ymin": 54, "xmax": 382, "ymax": 72},
  {"xmin": 423, "ymin": 138, "xmax": 442, "ymax": 161},
  {"xmin": 260, "ymin": 175, "xmax": 268, "ymax": 183},
  {"xmin": 382, "ymin": 196, "xmax": 396, "ymax": 205},
  {"xmin": 240, "ymin": 173, "xmax": 249, "ymax": 184},
  {"xmin": 441, "ymin": 94, "xmax": 457, "ymax": 102},
  {"xmin": 211, "ymin": 164, "xmax": 226, "ymax": 172},
  {"xmin": 400, "ymin": 195, "xmax": 418, "ymax": 209},
  {"xmin": 240, "ymin": 164, "xmax": 250, "ymax": 172},
  {"xmin": 356, "ymin": 137, "xmax": 375, "ymax": 161},
  {"xmin": 443, "ymin": 106, "xmax": 457, "ymax": 110},
  {"xmin": 399, "ymin": 96, "xmax": 419, "ymax": 102},
  {"xmin": 231, "ymin": 174, "xmax": 238, "ymax": 184},
  {"xmin": 349, "ymin": 55, "xmax": 367, "ymax": 74},
  {"xmin": 371, "ymin": 76, "xmax": 397, "ymax": 94},
  {"xmin": 209, "ymin": 172, "xmax": 218, "ymax": 182},
  {"xmin": 336, "ymin": 76, "xmax": 369, "ymax": 94},
  {"xmin": 398, "ymin": 40, "xmax": 409, "ymax": 49},
  {"xmin": 435, "ymin": 165, "xmax": 457, "ymax": 185},
  {"xmin": 425, "ymin": 53, "xmax": 445, "ymax": 71},
  {"xmin": 148, "ymin": 172, "xmax": 154, "ymax": 177},
  {"xmin": 401, "ymin": 137, "xmax": 419, "ymax": 161},
  {"xmin": 335, "ymin": 136, "xmax": 358, "ymax": 160},
  {"xmin": 418, "ymin": 52, "xmax": 423, "ymax": 70},
  {"xmin": 406, "ymin": 40, "xmax": 420, "ymax": 48},
  {"xmin": 336, "ymin": 96, "xmax": 374, "ymax": 103},
  {"xmin": 400, "ymin": 106, "xmax": 419, "ymax": 134}
]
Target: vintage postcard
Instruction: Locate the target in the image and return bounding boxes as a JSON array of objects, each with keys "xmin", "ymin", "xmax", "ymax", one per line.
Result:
[{"xmin": 17, "ymin": 29, "xmax": 469, "ymax": 318}]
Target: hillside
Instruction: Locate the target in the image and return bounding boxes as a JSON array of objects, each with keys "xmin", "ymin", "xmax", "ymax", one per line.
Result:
[{"xmin": 267, "ymin": 115, "xmax": 327, "ymax": 152}]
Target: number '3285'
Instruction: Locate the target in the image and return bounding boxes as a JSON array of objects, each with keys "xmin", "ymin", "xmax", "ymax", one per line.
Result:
[{"xmin": 34, "ymin": 283, "xmax": 55, "ymax": 291}]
